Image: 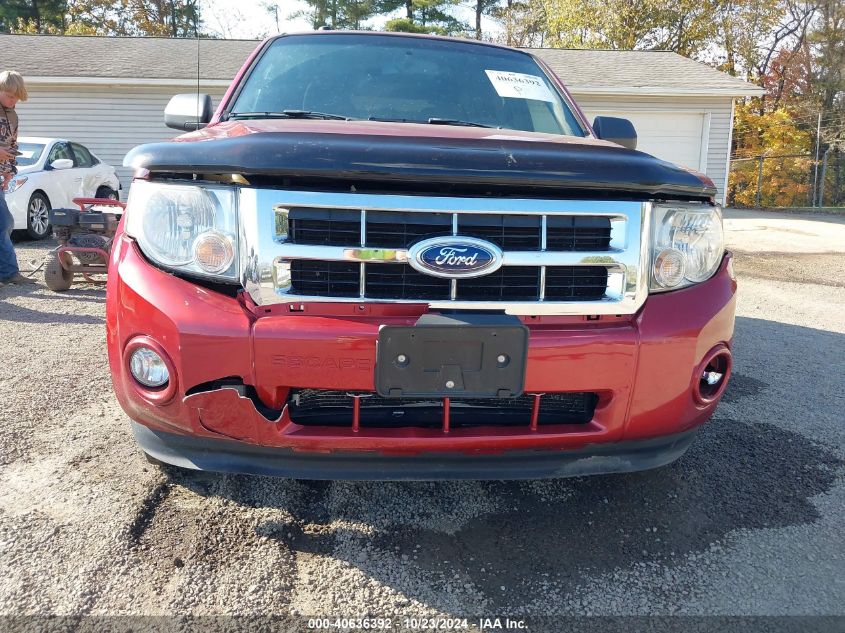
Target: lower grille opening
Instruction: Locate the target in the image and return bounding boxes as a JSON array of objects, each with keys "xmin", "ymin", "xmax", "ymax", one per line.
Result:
[
  {"xmin": 288, "ymin": 261, "xmax": 608, "ymax": 301},
  {"xmin": 287, "ymin": 390, "xmax": 598, "ymax": 428}
]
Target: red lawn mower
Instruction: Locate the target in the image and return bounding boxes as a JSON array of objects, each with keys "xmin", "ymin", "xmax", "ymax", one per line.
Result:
[{"xmin": 44, "ymin": 197, "xmax": 126, "ymax": 292}]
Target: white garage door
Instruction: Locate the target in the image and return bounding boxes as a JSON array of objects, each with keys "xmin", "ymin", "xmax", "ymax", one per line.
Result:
[{"xmin": 584, "ymin": 110, "xmax": 708, "ymax": 171}]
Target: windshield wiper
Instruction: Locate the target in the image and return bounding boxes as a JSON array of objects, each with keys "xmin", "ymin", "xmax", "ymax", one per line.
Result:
[
  {"xmin": 367, "ymin": 116, "xmax": 494, "ymax": 128},
  {"xmin": 229, "ymin": 110, "xmax": 353, "ymax": 121},
  {"xmin": 427, "ymin": 118, "xmax": 494, "ymax": 128}
]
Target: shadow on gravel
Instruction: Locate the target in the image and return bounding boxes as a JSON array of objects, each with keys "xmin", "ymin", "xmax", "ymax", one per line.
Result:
[
  {"xmin": 0, "ymin": 285, "xmax": 105, "ymax": 322},
  {"xmin": 0, "ymin": 300, "xmax": 104, "ymax": 324},
  {"xmin": 169, "ymin": 317, "xmax": 844, "ymax": 608},
  {"xmin": 12, "ymin": 287, "xmax": 106, "ymax": 301},
  {"xmin": 171, "ymin": 418, "xmax": 843, "ymax": 608}
]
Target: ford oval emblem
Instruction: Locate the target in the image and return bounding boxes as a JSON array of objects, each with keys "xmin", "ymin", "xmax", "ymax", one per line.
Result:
[{"xmin": 407, "ymin": 236, "xmax": 504, "ymax": 279}]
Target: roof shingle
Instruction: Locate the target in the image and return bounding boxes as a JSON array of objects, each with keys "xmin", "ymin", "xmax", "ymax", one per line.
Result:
[
  {"xmin": 528, "ymin": 47, "xmax": 762, "ymax": 95},
  {"xmin": 0, "ymin": 33, "xmax": 762, "ymax": 95}
]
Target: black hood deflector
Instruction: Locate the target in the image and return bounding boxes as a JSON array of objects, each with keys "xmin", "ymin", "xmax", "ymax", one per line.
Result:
[{"xmin": 124, "ymin": 132, "xmax": 716, "ymax": 200}]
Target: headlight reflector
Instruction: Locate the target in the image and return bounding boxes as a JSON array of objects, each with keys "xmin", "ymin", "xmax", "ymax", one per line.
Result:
[
  {"xmin": 651, "ymin": 204, "xmax": 724, "ymax": 291},
  {"xmin": 126, "ymin": 181, "xmax": 238, "ymax": 280}
]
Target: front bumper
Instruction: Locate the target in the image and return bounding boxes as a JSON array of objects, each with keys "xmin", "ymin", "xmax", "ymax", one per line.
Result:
[
  {"xmin": 106, "ymin": 233, "xmax": 736, "ymax": 478},
  {"xmin": 133, "ymin": 421, "xmax": 698, "ymax": 480},
  {"xmin": 5, "ymin": 189, "xmax": 29, "ymax": 230}
]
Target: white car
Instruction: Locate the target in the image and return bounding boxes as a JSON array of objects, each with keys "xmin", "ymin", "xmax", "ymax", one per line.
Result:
[{"xmin": 5, "ymin": 137, "xmax": 121, "ymax": 240}]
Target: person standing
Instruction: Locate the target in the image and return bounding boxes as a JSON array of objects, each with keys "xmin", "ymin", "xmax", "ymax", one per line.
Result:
[{"xmin": 0, "ymin": 70, "xmax": 35, "ymax": 286}]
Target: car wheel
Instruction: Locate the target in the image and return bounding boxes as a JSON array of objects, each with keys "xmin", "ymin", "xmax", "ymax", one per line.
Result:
[
  {"xmin": 95, "ymin": 186, "xmax": 118, "ymax": 201},
  {"xmin": 44, "ymin": 251, "xmax": 73, "ymax": 292},
  {"xmin": 26, "ymin": 192, "xmax": 52, "ymax": 240}
]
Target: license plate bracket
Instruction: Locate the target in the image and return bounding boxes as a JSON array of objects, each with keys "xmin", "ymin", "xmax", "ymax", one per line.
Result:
[{"xmin": 375, "ymin": 313, "xmax": 528, "ymax": 399}]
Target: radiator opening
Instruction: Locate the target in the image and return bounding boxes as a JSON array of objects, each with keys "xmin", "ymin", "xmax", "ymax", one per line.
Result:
[{"xmin": 287, "ymin": 390, "xmax": 599, "ymax": 429}]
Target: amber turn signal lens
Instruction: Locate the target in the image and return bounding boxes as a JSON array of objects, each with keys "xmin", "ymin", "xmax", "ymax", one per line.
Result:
[
  {"xmin": 653, "ymin": 248, "xmax": 685, "ymax": 288},
  {"xmin": 193, "ymin": 231, "xmax": 235, "ymax": 274}
]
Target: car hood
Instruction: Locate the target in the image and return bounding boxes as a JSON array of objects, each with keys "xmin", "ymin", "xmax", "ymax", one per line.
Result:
[
  {"xmin": 124, "ymin": 119, "xmax": 716, "ymax": 200},
  {"xmin": 15, "ymin": 164, "xmax": 39, "ymax": 175}
]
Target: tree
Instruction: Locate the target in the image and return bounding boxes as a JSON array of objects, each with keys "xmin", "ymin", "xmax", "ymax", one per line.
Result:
[
  {"xmin": 492, "ymin": 0, "xmax": 547, "ymax": 46},
  {"xmin": 0, "ymin": 0, "xmax": 68, "ymax": 34},
  {"xmin": 714, "ymin": 0, "xmax": 815, "ymax": 96},
  {"xmin": 761, "ymin": 45, "xmax": 814, "ymax": 109},
  {"xmin": 538, "ymin": 0, "xmax": 715, "ymax": 56},
  {"xmin": 810, "ymin": 0, "xmax": 845, "ymax": 112},
  {"xmin": 729, "ymin": 104, "xmax": 814, "ymax": 206},
  {"xmin": 473, "ymin": 0, "xmax": 500, "ymax": 39},
  {"xmin": 380, "ymin": 0, "xmax": 465, "ymax": 35},
  {"xmin": 2, "ymin": 0, "xmax": 204, "ymax": 36},
  {"xmin": 122, "ymin": 0, "xmax": 201, "ymax": 37},
  {"xmin": 292, "ymin": 0, "xmax": 378, "ymax": 30},
  {"xmin": 65, "ymin": 0, "xmax": 130, "ymax": 35}
]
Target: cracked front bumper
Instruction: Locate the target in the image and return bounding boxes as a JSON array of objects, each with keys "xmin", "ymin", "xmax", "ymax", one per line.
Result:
[{"xmin": 107, "ymin": 232, "xmax": 736, "ymax": 479}]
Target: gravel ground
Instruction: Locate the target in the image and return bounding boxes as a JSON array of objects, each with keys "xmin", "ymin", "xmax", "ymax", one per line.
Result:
[{"xmin": 0, "ymin": 210, "xmax": 843, "ymax": 628}]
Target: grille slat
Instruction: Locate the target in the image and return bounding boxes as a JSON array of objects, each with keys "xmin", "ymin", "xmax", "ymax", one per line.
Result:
[
  {"xmin": 456, "ymin": 267, "xmax": 540, "ymax": 301},
  {"xmin": 288, "ymin": 208, "xmax": 360, "ymax": 246},
  {"xmin": 288, "ymin": 209, "xmax": 612, "ymax": 252},
  {"xmin": 545, "ymin": 267, "xmax": 610, "ymax": 301},
  {"xmin": 366, "ymin": 211, "xmax": 453, "ymax": 248},
  {"xmin": 290, "ymin": 261, "xmax": 360, "ymax": 297},
  {"xmin": 458, "ymin": 215, "xmax": 542, "ymax": 250},
  {"xmin": 288, "ymin": 262, "xmax": 609, "ymax": 301},
  {"xmin": 366, "ymin": 264, "xmax": 451, "ymax": 300}
]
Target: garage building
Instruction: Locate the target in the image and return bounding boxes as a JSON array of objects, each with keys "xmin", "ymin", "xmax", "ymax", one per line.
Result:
[{"xmin": 2, "ymin": 34, "xmax": 763, "ymax": 203}]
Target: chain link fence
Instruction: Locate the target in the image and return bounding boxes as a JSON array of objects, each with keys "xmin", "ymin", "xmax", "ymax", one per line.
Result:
[{"xmin": 727, "ymin": 150, "xmax": 845, "ymax": 209}]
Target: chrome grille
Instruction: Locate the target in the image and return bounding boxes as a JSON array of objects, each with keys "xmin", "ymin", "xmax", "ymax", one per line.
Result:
[{"xmin": 239, "ymin": 189, "xmax": 649, "ymax": 316}]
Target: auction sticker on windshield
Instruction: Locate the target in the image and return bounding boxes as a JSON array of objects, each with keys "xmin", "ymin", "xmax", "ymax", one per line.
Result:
[{"xmin": 485, "ymin": 70, "xmax": 556, "ymax": 102}]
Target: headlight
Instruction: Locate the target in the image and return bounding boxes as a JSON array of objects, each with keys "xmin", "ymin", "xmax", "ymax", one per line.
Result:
[
  {"xmin": 125, "ymin": 181, "xmax": 238, "ymax": 281},
  {"xmin": 6, "ymin": 176, "xmax": 27, "ymax": 193},
  {"xmin": 650, "ymin": 203, "xmax": 724, "ymax": 292}
]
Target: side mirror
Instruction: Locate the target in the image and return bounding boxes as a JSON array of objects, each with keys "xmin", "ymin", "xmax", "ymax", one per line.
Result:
[
  {"xmin": 165, "ymin": 93, "xmax": 213, "ymax": 131},
  {"xmin": 592, "ymin": 116, "xmax": 637, "ymax": 150},
  {"xmin": 50, "ymin": 158, "xmax": 74, "ymax": 170}
]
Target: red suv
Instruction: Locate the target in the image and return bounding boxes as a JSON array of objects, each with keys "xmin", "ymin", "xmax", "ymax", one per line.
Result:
[{"xmin": 107, "ymin": 32, "xmax": 734, "ymax": 479}]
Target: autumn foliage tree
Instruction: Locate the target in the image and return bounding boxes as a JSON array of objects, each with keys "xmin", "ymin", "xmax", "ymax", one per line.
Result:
[
  {"xmin": 1, "ymin": 0, "xmax": 201, "ymax": 36},
  {"xmin": 2, "ymin": 0, "xmax": 844, "ymax": 205},
  {"xmin": 729, "ymin": 104, "xmax": 814, "ymax": 206}
]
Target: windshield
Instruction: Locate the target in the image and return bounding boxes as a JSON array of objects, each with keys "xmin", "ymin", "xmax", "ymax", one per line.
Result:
[
  {"xmin": 228, "ymin": 34, "xmax": 586, "ymax": 137},
  {"xmin": 17, "ymin": 142, "xmax": 46, "ymax": 167}
]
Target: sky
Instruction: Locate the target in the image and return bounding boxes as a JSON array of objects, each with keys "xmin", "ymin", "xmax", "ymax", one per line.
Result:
[{"xmin": 200, "ymin": 0, "xmax": 504, "ymax": 40}]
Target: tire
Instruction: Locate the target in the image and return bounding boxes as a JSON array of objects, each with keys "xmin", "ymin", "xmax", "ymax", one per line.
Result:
[
  {"xmin": 44, "ymin": 251, "xmax": 73, "ymax": 292},
  {"xmin": 26, "ymin": 192, "xmax": 52, "ymax": 240},
  {"xmin": 95, "ymin": 186, "xmax": 118, "ymax": 201}
]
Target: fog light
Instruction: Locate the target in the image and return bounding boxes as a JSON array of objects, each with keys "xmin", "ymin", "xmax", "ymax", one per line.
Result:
[
  {"xmin": 194, "ymin": 231, "xmax": 234, "ymax": 274},
  {"xmin": 703, "ymin": 370, "xmax": 724, "ymax": 386},
  {"xmin": 693, "ymin": 346, "xmax": 732, "ymax": 405},
  {"xmin": 129, "ymin": 347, "xmax": 170, "ymax": 388},
  {"xmin": 653, "ymin": 248, "xmax": 686, "ymax": 288}
]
